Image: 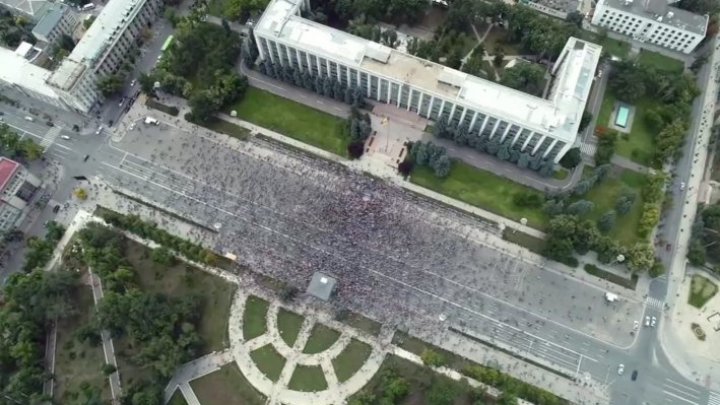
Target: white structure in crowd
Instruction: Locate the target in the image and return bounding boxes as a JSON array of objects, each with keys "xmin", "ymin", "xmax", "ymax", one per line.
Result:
[
  {"xmin": 47, "ymin": 0, "xmax": 162, "ymax": 112},
  {"xmin": 591, "ymin": 0, "xmax": 708, "ymax": 54},
  {"xmin": 254, "ymin": 0, "xmax": 602, "ymax": 163},
  {"xmin": 31, "ymin": 3, "xmax": 77, "ymax": 45},
  {"xmin": 0, "ymin": 158, "xmax": 41, "ymax": 232}
]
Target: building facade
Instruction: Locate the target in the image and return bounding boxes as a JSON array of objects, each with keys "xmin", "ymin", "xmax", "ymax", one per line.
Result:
[
  {"xmin": 254, "ymin": 0, "xmax": 601, "ymax": 163},
  {"xmin": 47, "ymin": 0, "xmax": 162, "ymax": 112},
  {"xmin": 591, "ymin": 0, "xmax": 708, "ymax": 54},
  {"xmin": 32, "ymin": 4, "xmax": 77, "ymax": 45},
  {"xmin": 0, "ymin": 158, "xmax": 40, "ymax": 232},
  {"xmin": 0, "ymin": 46, "xmax": 70, "ymax": 110}
]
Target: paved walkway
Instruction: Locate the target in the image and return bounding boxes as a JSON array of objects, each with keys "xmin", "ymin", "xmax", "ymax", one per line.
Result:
[{"xmin": 163, "ymin": 350, "xmax": 234, "ymax": 403}]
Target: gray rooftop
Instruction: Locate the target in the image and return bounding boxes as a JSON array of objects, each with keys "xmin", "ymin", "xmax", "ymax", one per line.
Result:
[
  {"xmin": 601, "ymin": 0, "xmax": 708, "ymax": 35},
  {"xmin": 307, "ymin": 272, "xmax": 336, "ymax": 301},
  {"xmin": 0, "ymin": 0, "xmax": 49, "ymax": 18},
  {"xmin": 32, "ymin": 4, "xmax": 68, "ymax": 38}
]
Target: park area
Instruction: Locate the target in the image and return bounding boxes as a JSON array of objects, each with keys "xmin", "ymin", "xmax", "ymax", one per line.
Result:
[
  {"xmin": 227, "ymin": 87, "xmax": 350, "ymax": 156},
  {"xmin": 597, "ymin": 92, "xmax": 656, "ymax": 166},
  {"xmin": 410, "ymin": 160, "xmax": 547, "ymax": 229},
  {"xmin": 689, "ymin": 274, "xmax": 718, "ymax": 309}
]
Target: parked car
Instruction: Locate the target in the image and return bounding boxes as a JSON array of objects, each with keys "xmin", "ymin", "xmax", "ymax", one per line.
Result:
[
  {"xmin": 45, "ymin": 121, "xmax": 54, "ymax": 127},
  {"xmin": 631, "ymin": 370, "xmax": 638, "ymax": 381},
  {"xmin": 60, "ymin": 135, "xmax": 71, "ymax": 140},
  {"xmin": 645, "ymin": 316, "xmax": 650, "ymax": 327},
  {"xmin": 617, "ymin": 364, "xmax": 625, "ymax": 375},
  {"xmin": 651, "ymin": 316, "xmax": 656, "ymax": 327}
]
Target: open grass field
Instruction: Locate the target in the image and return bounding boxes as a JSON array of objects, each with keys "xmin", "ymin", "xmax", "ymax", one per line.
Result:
[
  {"xmin": 689, "ymin": 274, "xmax": 718, "ymax": 309},
  {"xmin": 583, "ymin": 168, "xmax": 647, "ymax": 244},
  {"xmin": 277, "ymin": 308, "xmax": 304, "ymax": 347},
  {"xmin": 168, "ymin": 390, "xmax": 188, "ymax": 405},
  {"xmin": 637, "ymin": 49, "xmax": 685, "ymax": 73},
  {"xmin": 288, "ymin": 365, "xmax": 328, "ymax": 391},
  {"xmin": 596, "ymin": 92, "xmax": 656, "ymax": 166},
  {"xmin": 341, "ymin": 311, "xmax": 382, "ymax": 336},
  {"xmin": 411, "ymin": 161, "xmax": 547, "ymax": 229},
  {"xmin": 302, "ymin": 323, "xmax": 341, "ymax": 354},
  {"xmin": 228, "ymin": 87, "xmax": 350, "ymax": 156},
  {"xmin": 124, "ymin": 240, "xmax": 236, "ymax": 353},
  {"xmin": 250, "ymin": 344, "xmax": 287, "ymax": 382},
  {"xmin": 243, "ymin": 296, "xmax": 270, "ymax": 340},
  {"xmin": 53, "ymin": 287, "xmax": 112, "ymax": 404},
  {"xmin": 203, "ymin": 117, "xmax": 251, "ymax": 140},
  {"xmin": 191, "ymin": 363, "xmax": 267, "ymax": 405},
  {"xmin": 332, "ymin": 339, "xmax": 374, "ymax": 382}
]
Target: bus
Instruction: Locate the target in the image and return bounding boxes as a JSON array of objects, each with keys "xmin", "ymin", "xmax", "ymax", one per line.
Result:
[{"xmin": 160, "ymin": 35, "xmax": 174, "ymax": 53}]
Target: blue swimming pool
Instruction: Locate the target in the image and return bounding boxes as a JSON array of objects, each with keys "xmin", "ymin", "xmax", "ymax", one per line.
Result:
[{"xmin": 615, "ymin": 105, "xmax": 630, "ymax": 128}]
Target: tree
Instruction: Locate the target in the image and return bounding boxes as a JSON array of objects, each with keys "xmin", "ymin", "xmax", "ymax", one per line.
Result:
[
  {"xmin": 433, "ymin": 116, "xmax": 448, "ymax": 138},
  {"xmin": 566, "ymin": 200, "xmax": 594, "ymax": 216},
  {"xmin": 421, "ymin": 349, "xmax": 445, "ymax": 367},
  {"xmin": 427, "ymin": 378, "xmax": 458, "ymax": 405},
  {"xmin": 565, "ymin": 11, "xmax": 584, "ymax": 28},
  {"xmin": 638, "ymin": 203, "xmax": 660, "ymax": 236},
  {"xmin": 517, "ymin": 152, "xmax": 530, "ymax": 169},
  {"xmin": 595, "ymin": 130, "xmax": 617, "ymax": 165},
  {"xmin": 432, "ymin": 155, "xmax": 451, "ymax": 178},
  {"xmin": 579, "ymin": 111, "xmax": 593, "ymax": 133},
  {"xmin": 559, "ymin": 147, "xmax": 581, "ymax": 169},
  {"xmin": 597, "ymin": 210, "xmax": 616, "ymax": 233},
  {"xmin": 496, "ymin": 144, "xmax": 511, "ymax": 161},
  {"xmin": 74, "ymin": 188, "xmax": 88, "ymax": 201},
  {"xmin": 97, "ymin": 74, "xmax": 125, "ymax": 97},
  {"xmin": 188, "ymin": 90, "xmax": 221, "ymax": 123},
  {"xmin": 628, "ymin": 243, "xmax": 655, "ymax": 272},
  {"xmin": 493, "ymin": 45, "xmax": 504, "ymax": 67},
  {"xmin": 151, "ymin": 247, "xmax": 175, "ymax": 265},
  {"xmin": 500, "ymin": 61, "xmax": 546, "ymax": 95},
  {"xmin": 414, "ymin": 142, "xmax": 429, "ymax": 165}
]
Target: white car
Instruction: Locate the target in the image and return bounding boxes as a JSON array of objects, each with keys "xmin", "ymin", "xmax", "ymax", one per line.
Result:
[
  {"xmin": 651, "ymin": 316, "xmax": 656, "ymax": 327},
  {"xmin": 95, "ymin": 125, "xmax": 103, "ymax": 135},
  {"xmin": 645, "ymin": 316, "xmax": 651, "ymax": 327},
  {"xmin": 60, "ymin": 135, "xmax": 70, "ymax": 140},
  {"xmin": 680, "ymin": 182, "xmax": 686, "ymax": 191},
  {"xmin": 130, "ymin": 79, "xmax": 136, "ymax": 87},
  {"xmin": 618, "ymin": 364, "xmax": 625, "ymax": 375},
  {"xmin": 633, "ymin": 320, "xmax": 639, "ymax": 331}
]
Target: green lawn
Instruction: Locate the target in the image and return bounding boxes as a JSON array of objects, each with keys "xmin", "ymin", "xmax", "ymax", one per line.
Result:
[
  {"xmin": 277, "ymin": 307, "xmax": 304, "ymax": 347},
  {"xmin": 482, "ymin": 26, "xmax": 522, "ymax": 55},
  {"xmin": 228, "ymin": 87, "xmax": 350, "ymax": 156},
  {"xmin": 287, "ymin": 365, "xmax": 328, "ymax": 392},
  {"xmin": 169, "ymin": 390, "xmax": 188, "ymax": 405},
  {"xmin": 53, "ymin": 287, "xmax": 112, "ymax": 404},
  {"xmin": 203, "ymin": 117, "xmax": 251, "ymax": 141},
  {"xmin": 332, "ymin": 339, "xmax": 373, "ymax": 382},
  {"xmin": 502, "ymin": 228, "xmax": 546, "ymax": 254},
  {"xmin": 302, "ymin": 323, "xmax": 341, "ymax": 354},
  {"xmin": 596, "ymin": 91, "xmax": 656, "ymax": 166},
  {"xmin": 250, "ymin": 344, "xmax": 287, "ymax": 382},
  {"xmin": 125, "ymin": 240, "xmax": 237, "ymax": 353},
  {"xmin": 243, "ymin": 296, "xmax": 270, "ymax": 340},
  {"xmin": 583, "ymin": 168, "xmax": 647, "ymax": 244},
  {"xmin": 581, "ymin": 32, "xmax": 630, "ymax": 59},
  {"xmin": 206, "ymin": 0, "xmax": 228, "ymax": 17},
  {"xmin": 191, "ymin": 363, "xmax": 267, "ymax": 405},
  {"xmin": 637, "ymin": 49, "xmax": 685, "ymax": 73},
  {"xmin": 689, "ymin": 274, "xmax": 718, "ymax": 309},
  {"xmin": 340, "ymin": 311, "xmax": 382, "ymax": 337},
  {"xmin": 411, "ymin": 161, "xmax": 547, "ymax": 229}
]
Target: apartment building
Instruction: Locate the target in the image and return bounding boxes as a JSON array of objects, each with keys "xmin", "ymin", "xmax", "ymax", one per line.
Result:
[
  {"xmin": 254, "ymin": 0, "xmax": 601, "ymax": 163},
  {"xmin": 591, "ymin": 0, "xmax": 708, "ymax": 54},
  {"xmin": 47, "ymin": 0, "xmax": 162, "ymax": 112},
  {"xmin": 0, "ymin": 0, "xmax": 50, "ymax": 20},
  {"xmin": 0, "ymin": 158, "xmax": 41, "ymax": 232},
  {"xmin": 32, "ymin": 3, "xmax": 78, "ymax": 45}
]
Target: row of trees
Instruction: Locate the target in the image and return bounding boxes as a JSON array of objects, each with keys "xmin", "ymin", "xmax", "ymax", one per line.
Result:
[
  {"xmin": 76, "ymin": 224, "xmax": 204, "ymax": 403},
  {"xmin": 432, "ymin": 116, "xmax": 556, "ymax": 177},
  {"xmin": 608, "ymin": 60, "xmax": 699, "ymax": 167},
  {"xmin": 408, "ymin": 141, "xmax": 452, "ymax": 178},
  {"xmin": 499, "ymin": 61, "xmax": 546, "ymax": 96},
  {"xmin": 311, "ymin": 0, "xmax": 429, "ymax": 27},
  {"xmin": 96, "ymin": 208, "xmax": 221, "ymax": 265},
  {"xmin": 349, "ymin": 23, "xmax": 400, "ymax": 48},
  {"xmin": 0, "ymin": 9, "xmax": 35, "ymax": 48},
  {"xmin": 594, "ymin": 129, "xmax": 617, "ymax": 166},
  {"xmin": 407, "ymin": 30, "xmax": 475, "ymax": 70},
  {"xmin": 347, "ymin": 108, "xmax": 372, "ymax": 158},
  {"xmin": 688, "ymin": 204, "xmax": 720, "ymax": 270},
  {"xmin": 146, "ymin": 19, "xmax": 246, "ymax": 123},
  {"xmin": 0, "ymin": 124, "xmax": 44, "ymax": 161},
  {"xmin": 257, "ymin": 60, "xmax": 365, "ymax": 109},
  {"xmin": 22, "ymin": 221, "xmax": 65, "ymax": 272}
]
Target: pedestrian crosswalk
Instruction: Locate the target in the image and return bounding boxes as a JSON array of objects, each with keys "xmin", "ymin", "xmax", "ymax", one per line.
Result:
[
  {"xmin": 40, "ymin": 126, "xmax": 61, "ymax": 148},
  {"xmin": 708, "ymin": 391, "xmax": 720, "ymax": 405},
  {"xmin": 580, "ymin": 140, "xmax": 597, "ymax": 157},
  {"xmin": 646, "ymin": 297, "xmax": 665, "ymax": 310}
]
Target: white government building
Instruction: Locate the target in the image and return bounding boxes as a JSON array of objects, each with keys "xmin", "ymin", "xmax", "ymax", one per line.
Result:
[
  {"xmin": 254, "ymin": 0, "xmax": 602, "ymax": 163},
  {"xmin": 591, "ymin": 0, "xmax": 708, "ymax": 54}
]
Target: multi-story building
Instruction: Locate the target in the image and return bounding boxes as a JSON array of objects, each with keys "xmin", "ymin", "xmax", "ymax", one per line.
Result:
[
  {"xmin": 0, "ymin": 158, "xmax": 41, "ymax": 232},
  {"xmin": 47, "ymin": 0, "xmax": 162, "ymax": 112},
  {"xmin": 0, "ymin": 45, "xmax": 70, "ymax": 110},
  {"xmin": 32, "ymin": 3, "xmax": 78, "ymax": 45},
  {"xmin": 254, "ymin": 0, "xmax": 601, "ymax": 163},
  {"xmin": 591, "ymin": 0, "xmax": 708, "ymax": 54}
]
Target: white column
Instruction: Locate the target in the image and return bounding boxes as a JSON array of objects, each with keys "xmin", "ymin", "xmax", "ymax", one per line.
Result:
[
  {"xmin": 510, "ymin": 128, "xmax": 524, "ymax": 147},
  {"xmin": 439, "ymin": 100, "xmax": 447, "ymax": 119},
  {"xmin": 532, "ymin": 134, "xmax": 547, "ymax": 155},
  {"xmin": 448, "ymin": 103, "xmax": 457, "ymax": 122},
  {"xmin": 499, "ymin": 124, "xmax": 512, "ymax": 143},
  {"xmin": 488, "ymin": 120, "xmax": 501, "ymax": 139},
  {"xmin": 396, "ymin": 84, "xmax": 401, "ymax": 107},
  {"xmin": 315, "ymin": 56, "xmax": 322, "ymax": 76},
  {"xmin": 469, "ymin": 112, "xmax": 479, "ymax": 133},
  {"xmin": 542, "ymin": 139, "xmax": 558, "ymax": 158},
  {"xmin": 522, "ymin": 132, "xmax": 536, "ymax": 151},
  {"xmin": 458, "ymin": 108, "xmax": 467, "ymax": 126},
  {"xmin": 428, "ymin": 97, "xmax": 435, "ymax": 118},
  {"xmin": 286, "ymin": 46, "xmax": 294, "ymax": 68},
  {"xmin": 407, "ymin": 89, "xmax": 413, "ymax": 111},
  {"xmin": 386, "ymin": 80, "xmax": 391, "ymax": 103}
]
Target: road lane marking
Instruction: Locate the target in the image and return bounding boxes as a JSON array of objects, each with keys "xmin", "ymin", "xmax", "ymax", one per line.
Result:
[{"xmin": 662, "ymin": 389, "xmax": 699, "ymax": 405}]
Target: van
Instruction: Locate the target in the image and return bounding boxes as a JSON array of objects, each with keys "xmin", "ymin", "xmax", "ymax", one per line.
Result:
[{"xmin": 24, "ymin": 116, "xmax": 34, "ymax": 122}]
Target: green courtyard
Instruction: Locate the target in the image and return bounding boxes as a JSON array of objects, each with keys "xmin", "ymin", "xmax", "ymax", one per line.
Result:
[
  {"xmin": 689, "ymin": 274, "xmax": 718, "ymax": 309},
  {"xmin": 410, "ymin": 161, "xmax": 547, "ymax": 229},
  {"xmin": 637, "ymin": 49, "xmax": 685, "ymax": 73},
  {"xmin": 596, "ymin": 92, "xmax": 656, "ymax": 166},
  {"xmin": 228, "ymin": 87, "xmax": 350, "ymax": 156}
]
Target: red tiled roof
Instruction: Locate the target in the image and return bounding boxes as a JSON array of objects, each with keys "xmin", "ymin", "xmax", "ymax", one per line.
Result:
[{"xmin": 0, "ymin": 158, "xmax": 20, "ymax": 192}]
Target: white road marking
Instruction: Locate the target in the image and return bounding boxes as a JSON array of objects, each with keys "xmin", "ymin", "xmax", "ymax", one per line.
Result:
[{"xmin": 662, "ymin": 389, "xmax": 699, "ymax": 405}]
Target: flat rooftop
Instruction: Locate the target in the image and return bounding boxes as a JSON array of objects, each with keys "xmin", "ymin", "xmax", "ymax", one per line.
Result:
[
  {"xmin": 0, "ymin": 158, "xmax": 20, "ymax": 192},
  {"xmin": 0, "ymin": 47, "xmax": 60, "ymax": 99},
  {"xmin": 0, "ymin": 0, "xmax": 49, "ymax": 18},
  {"xmin": 256, "ymin": 0, "xmax": 602, "ymax": 143},
  {"xmin": 32, "ymin": 3, "xmax": 68, "ymax": 38},
  {"xmin": 601, "ymin": 0, "xmax": 708, "ymax": 35}
]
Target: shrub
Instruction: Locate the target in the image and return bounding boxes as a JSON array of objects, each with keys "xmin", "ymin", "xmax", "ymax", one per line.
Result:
[{"xmin": 420, "ymin": 349, "xmax": 446, "ymax": 367}]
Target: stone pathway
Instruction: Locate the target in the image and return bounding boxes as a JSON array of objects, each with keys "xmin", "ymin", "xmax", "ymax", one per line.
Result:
[{"xmin": 228, "ymin": 289, "xmax": 388, "ymax": 405}]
